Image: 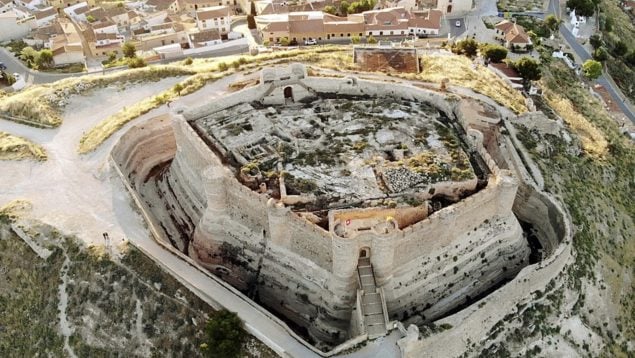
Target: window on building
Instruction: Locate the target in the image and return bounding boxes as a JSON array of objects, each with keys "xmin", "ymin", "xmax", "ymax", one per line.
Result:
[{"xmin": 379, "ymin": 31, "xmax": 383, "ymax": 35}]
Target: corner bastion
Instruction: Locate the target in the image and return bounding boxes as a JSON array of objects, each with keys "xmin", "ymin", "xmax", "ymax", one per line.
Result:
[{"xmin": 113, "ymin": 64, "xmax": 545, "ymax": 349}]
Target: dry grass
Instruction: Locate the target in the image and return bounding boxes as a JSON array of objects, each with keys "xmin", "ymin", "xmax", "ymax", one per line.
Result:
[
  {"xmin": 0, "ymin": 199, "xmax": 32, "ymax": 220},
  {"xmin": 542, "ymin": 88, "xmax": 609, "ymax": 158},
  {"xmin": 414, "ymin": 56, "xmax": 528, "ymax": 113},
  {"xmin": 0, "ymin": 131, "xmax": 47, "ymax": 161},
  {"xmin": 0, "ymin": 66, "xmax": 196, "ymax": 127}
]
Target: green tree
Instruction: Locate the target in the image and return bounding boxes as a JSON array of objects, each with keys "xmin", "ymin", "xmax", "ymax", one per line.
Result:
[
  {"xmin": 367, "ymin": 35, "xmax": 377, "ymax": 44},
  {"xmin": 513, "ymin": 56, "xmax": 541, "ymax": 84},
  {"xmin": 592, "ymin": 46, "xmax": 608, "ymax": 62},
  {"xmin": 86, "ymin": 15, "xmax": 95, "ymax": 23},
  {"xmin": 173, "ymin": 83, "xmax": 184, "ymax": 95},
  {"xmin": 480, "ymin": 44, "xmax": 507, "ymax": 63},
  {"xmin": 452, "ymin": 38, "xmax": 478, "ymax": 57},
  {"xmin": 122, "ymin": 41, "xmax": 137, "ymax": 58},
  {"xmin": 247, "ymin": 14, "xmax": 256, "ymax": 29},
  {"xmin": 589, "ymin": 34, "xmax": 603, "ymax": 49},
  {"xmin": 544, "ymin": 14, "xmax": 561, "ymax": 33},
  {"xmin": 324, "ymin": 5, "xmax": 337, "ymax": 15},
  {"xmin": 108, "ymin": 51, "xmax": 117, "ymax": 63},
  {"xmin": 19, "ymin": 46, "xmax": 38, "ymax": 68},
  {"xmin": 581, "ymin": 59, "xmax": 602, "ymax": 80},
  {"xmin": 35, "ymin": 49, "xmax": 54, "ymax": 69},
  {"xmin": 566, "ymin": 0, "xmax": 595, "ymax": 17},
  {"xmin": 279, "ymin": 37, "xmax": 290, "ymax": 46},
  {"xmin": 200, "ymin": 310, "xmax": 246, "ymax": 358},
  {"xmin": 612, "ymin": 40, "xmax": 628, "ymax": 58},
  {"xmin": 339, "ymin": 1, "xmax": 350, "ymax": 15}
]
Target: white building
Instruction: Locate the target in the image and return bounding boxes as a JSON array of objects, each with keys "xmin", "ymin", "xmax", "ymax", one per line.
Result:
[
  {"xmin": 195, "ymin": 5, "xmax": 231, "ymax": 35},
  {"xmin": 16, "ymin": 0, "xmax": 45, "ymax": 11},
  {"xmin": 63, "ymin": 2, "xmax": 90, "ymax": 22},
  {"xmin": 92, "ymin": 20, "xmax": 119, "ymax": 34}
]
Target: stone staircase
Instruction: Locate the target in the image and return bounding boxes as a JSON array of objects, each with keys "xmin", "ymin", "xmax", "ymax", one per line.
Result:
[{"xmin": 357, "ymin": 257, "xmax": 389, "ymax": 338}]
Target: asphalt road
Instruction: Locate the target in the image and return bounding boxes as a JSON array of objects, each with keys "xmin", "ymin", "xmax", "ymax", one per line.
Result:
[
  {"xmin": 0, "ymin": 47, "xmax": 83, "ymax": 84},
  {"xmin": 449, "ymin": 18, "xmax": 467, "ymax": 38}
]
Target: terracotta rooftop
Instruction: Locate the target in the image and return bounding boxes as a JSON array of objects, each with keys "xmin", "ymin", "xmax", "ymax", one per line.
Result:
[
  {"xmin": 196, "ymin": 5, "xmax": 230, "ymax": 20},
  {"xmin": 34, "ymin": 6, "xmax": 57, "ymax": 20},
  {"xmin": 189, "ymin": 28, "xmax": 221, "ymax": 43}
]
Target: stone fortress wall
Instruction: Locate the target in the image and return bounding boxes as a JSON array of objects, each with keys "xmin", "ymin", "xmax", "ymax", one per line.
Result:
[{"xmin": 153, "ymin": 64, "xmax": 531, "ymax": 346}]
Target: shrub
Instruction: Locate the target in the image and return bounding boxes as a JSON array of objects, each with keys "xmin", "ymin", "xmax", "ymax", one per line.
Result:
[
  {"xmin": 231, "ymin": 60, "xmax": 240, "ymax": 69},
  {"xmin": 367, "ymin": 35, "xmax": 377, "ymax": 44},
  {"xmin": 611, "ymin": 41, "xmax": 628, "ymax": 58},
  {"xmin": 183, "ymin": 57, "xmax": 193, "ymax": 65},
  {"xmin": 35, "ymin": 49, "xmax": 54, "ymax": 69},
  {"xmin": 351, "ymin": 36, "xmax": 360, "ymax": 44},
  {"xmin": 200, "ymin": 310, "xmax": 246, "ymax": 358},
  {"xmin": 592, "ymin": 47, "xmax": 608, "ymax": 62},
  {"xmin": 513, "ymin": 56, "xmax": 541, "ymax": 84},
  {"xmin": 173, "ymin": 83, "xmax": 184, "ymax": 95},
  {"xmin": 481, "ymin": 44, "xmax": 507, "ymax": 63},
  {"xmin": 127, "ymin": 57, "xmax": 146, "ymax": 68},
  {"xmin": 452, "ymin": 38, "xmax": 478, "ymax": 57},
  {"xmin": 279, "ymin": 37, "xmax": 290, "ymax": 46},
  {"xmin": 217, "ymin": 61, "xmax": 228, "ymax": 71},
  {"xmin": 324, "ymin": 5, "xmax": 336, "ymax": 14},
  {"xmin": 589, "ymin": 34, "xmax": 603, "ymax": 49}
]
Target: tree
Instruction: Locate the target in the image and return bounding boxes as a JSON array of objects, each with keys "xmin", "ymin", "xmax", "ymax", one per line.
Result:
[
  {"xmin": 323, "ymin": 5, "xmax": 337, "ymax": 15},
  {"xmin": 20, "ymin": 46, "xmax": 38, "ymax": 68},
  {"xmin": 452, "ymin": 38, "xmax": 478, "ymax": 57},
  {"xmin": 122, "ymin": 42, "xmax": 137, "ymax": 58},
  {"xmin": 247, "ymin": 14, "xmax": 256, "ymax": 29},
  {"xmin": 200, "ymin": 310, "xmax": 246, "ymax": 358},
  {"xmin": 250, "ymin": 0, "xmax": 256, "ymax": 15},
  {"xmin": 36, "ymin": 49, "xmax": 54, "ymax": 69},
  {"xmin": 582, "ymin": 59, "xmax": 602, "ymax": 80},
  {"xmin": 86, "ymin": 15, "xmax": 95, "ymax": 23},
  {"xmin": 566, "ymin": 0, "xmax": 595, "ymax": 17},
  {"xmin": 513, "ymin": 56, "xmax": 541, "ymax": 84},
  {"xmin": 351, "ymin": 36, "xmax": 360, "ymax": 44},
  {"xmin": 592, "ymin": 46, "xmax": 608, "ymax": 62},
  {"xmin": 173, "ymin": 83, "xmax": 184, "ymax": 95},
  {"xmin": 544, "ymin": 14, "xmax": 561, "ymax": 33},
  {"xmin": 279, "ymin": 37, "xmax": 290, "ymax": 46},
  {"xmin": 480, "ymin": 44, "xmax": 507, "ymax": 63},
  {"xmin": 612, "ymin": 40, "xmax": 628, "ymax": 58},
  {"xmin": 367, "ymin": 35, "xmax": 377, "ymax": 44},
  {"xmin": 108, "ymin": 51, "xmax": 117, "ymax": 63},
  {"xmin": 339, "ymin": 0, "xmax": 350, "ymax": 15},
  {"xmin": 589, "ymin": 34, "xmax": 603, "ymax": 49}
]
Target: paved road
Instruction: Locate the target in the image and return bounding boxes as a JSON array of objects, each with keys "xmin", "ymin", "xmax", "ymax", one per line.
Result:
[
  {"xmin": 548, "ymin": 0, "xmax": 635, "ymax": 123},
  {"xmin": 0, "ymin": 47, "xmax": 85, "ymax": 84}
]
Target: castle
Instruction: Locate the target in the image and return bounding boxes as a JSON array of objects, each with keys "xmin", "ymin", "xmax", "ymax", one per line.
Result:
[{"xmin": 113, "ymin": 64, "xmax": 539, "ymax": 348}]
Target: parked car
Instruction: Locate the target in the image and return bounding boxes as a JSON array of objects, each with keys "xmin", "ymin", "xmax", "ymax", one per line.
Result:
[
  {"xmin": 0, "ymin": 62, "xmax": 6, "ymax": 71},
  {"xmin": 455, "ymin": 20, "xmax": 461, "ymax": 27},
  {"xmin": 304, "ymin": 38, "xmax": 317, "ymax": 45}
]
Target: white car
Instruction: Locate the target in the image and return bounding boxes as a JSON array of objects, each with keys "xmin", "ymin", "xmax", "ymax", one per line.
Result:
[
  {"xmin": 304, "ymin": 38, "xmax": 317, "ymax": 45},
  {"xmin": 455, "ymin": 20, "xmax": 461, "ymax": 27}
]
